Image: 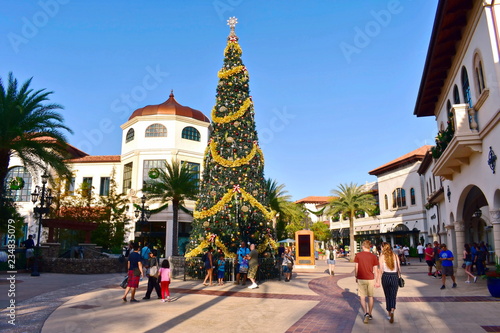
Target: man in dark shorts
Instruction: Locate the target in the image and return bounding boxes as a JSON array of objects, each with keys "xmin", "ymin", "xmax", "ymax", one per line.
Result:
[
  {"xmin": 439, "ymin": 243, "xmax": 457, "ymax": 289},
  {"xmin": 122, "ymin": 243, "xmax": 144, "ymax": 302},
  {"xmin": 424, "ymin": 243, "xmax": 435, "ymax": 276}
]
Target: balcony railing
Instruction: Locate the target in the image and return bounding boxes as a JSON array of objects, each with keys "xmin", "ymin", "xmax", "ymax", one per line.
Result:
[{"xmin": 432, "ymin": 104, "xmax": 481, "ymax": 180}]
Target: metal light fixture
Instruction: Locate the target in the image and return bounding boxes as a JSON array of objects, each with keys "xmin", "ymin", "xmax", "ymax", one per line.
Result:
[
  {"xmin": 447, "ymin": 186, "xmax": 451, "ymax": 202},
  {"xmin": 488, "ymin": 146, "xmax": 497, "ymax": 174},
  {"xmin": 30, "ymin": 172, "xmax": 53, "ymax": 277},
  {"xmin": 136, "ymin": 195, "xmax": 151, "ymax": 243},
  {"xmin": 473, "ymin": 207, "xmax": 482, "ymax": 219}
]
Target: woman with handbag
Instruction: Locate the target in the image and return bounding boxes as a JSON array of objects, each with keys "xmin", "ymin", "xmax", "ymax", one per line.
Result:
[
  {"xmin": 378, "ymin": 242, "xmax": 401, "ymax": 324},
  {"xmin": 143, "ymin": 250, "xmax": 161, "ymax": 299}
]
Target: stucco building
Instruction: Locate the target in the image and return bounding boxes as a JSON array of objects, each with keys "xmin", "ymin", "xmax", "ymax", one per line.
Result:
[
  {"xmin": 414, "ymin": 0, "xmax": 500, "ymax": 263},
  {"xmin": 6, "ymin": 92, "xmax": 210, "ymax": 258}
]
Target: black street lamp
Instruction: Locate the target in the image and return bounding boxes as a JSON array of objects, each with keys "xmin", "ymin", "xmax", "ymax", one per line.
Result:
[
  {"xmin": 135, "ymin": 195, "xmax": 151, "ymax": 243},
  {"xmin": 30, "ymin": 172, "xmax": 53, "ymax": 276}
]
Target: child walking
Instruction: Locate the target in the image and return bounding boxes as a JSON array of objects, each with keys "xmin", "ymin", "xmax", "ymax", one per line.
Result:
[
  {"xmin": 217, "ymin": 254, "xmax": 225, "ymax": 286},
  {"xmin": 158, "ymin": 259, "xmax": 171, "ymax": 302}
]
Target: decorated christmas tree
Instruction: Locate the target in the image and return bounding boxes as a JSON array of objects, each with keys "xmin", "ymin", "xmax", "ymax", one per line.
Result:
[{"xmin": 186, "ymin": 17, "xmax": 275, "ymax": 258}]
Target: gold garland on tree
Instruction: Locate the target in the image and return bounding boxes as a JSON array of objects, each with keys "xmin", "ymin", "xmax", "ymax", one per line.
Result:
[
  {"xmin": 209, "ymin": 140, "xmax": 263, "ymax": 168},
  {"xmin": 218, "ymin": 65, "xmax": 245, "ymax": 79},
  {"xmin": 194, "ymin": 187, "xmax": 275, "ymax": 221},
  {"xmin": 185, "ymin": 235, "xmax": 237, "ymax": 258},
  {"xmin": 224, "ymin": 40, "xmax": 242, "ymax": 55},
  {"xmin": 211, "ymin": 98, "xmax": 252, "ymax": 124},
  {"xmin": 257, "ymin": 234, "xmax": 279, "ymax": 253}
]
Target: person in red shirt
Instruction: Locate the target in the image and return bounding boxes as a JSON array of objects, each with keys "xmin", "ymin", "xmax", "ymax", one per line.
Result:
[
  {"xmin": 354, "ymin": 240, "xmax": 380, "ymax": 324},
  {"xmin": 424, "ymin": 243, "xmax": 435, "ymax": 276}
]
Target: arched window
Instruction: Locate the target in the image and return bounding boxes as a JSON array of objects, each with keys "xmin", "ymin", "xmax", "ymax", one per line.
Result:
[
  {"xmin": 384, "ymin": 194, "xmax": 388, "ymax": 210},
  {"xmin": 474, "ymin": 53, "xmax": 486, "ymax": 95},
  {"xmin": 5, "ymin": 166, "xmax": 32, "ymax": 202},
  {"xmin": 145, "ymin": 123, "xmax": 167, "ymax": 137},
  {"xmin": 125, "ymin": 128, "xmax": 135, "ymax": 143},
  {"xmin": 453, "ymin": 85, "xmax": 461, "ymax": 104},
  {"xmin": 410, "ymin": 188, "xmax": 416, "ymax": 205},
  {"xmin": 461, "ymin": 66, "xmax": 473, "ymax": 107},
  {"xmin": 182, "ymin": 126, "xmax": 200, "ymax": 141},
  {"xmin": 392, "ymin": 188, "xmax": 406, "ymax": 208}
]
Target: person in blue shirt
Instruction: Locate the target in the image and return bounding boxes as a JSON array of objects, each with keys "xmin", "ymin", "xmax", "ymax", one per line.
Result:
[
  {"xmin": 217, "ymin": 254, "xmax": 226, "ymax": 285},
  {"xmin": 234, "ymin": 242, "xmax": 250, "ymax": 285},
  {"xmin": 439, "ymin": 244, "xmax": 457, "ymax": 289}
]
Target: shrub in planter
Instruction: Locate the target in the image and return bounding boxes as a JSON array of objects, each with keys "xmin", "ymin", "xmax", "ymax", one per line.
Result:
[{"xmin": 484, "ymin": 264, "xmax": 500, "ymax": 298}]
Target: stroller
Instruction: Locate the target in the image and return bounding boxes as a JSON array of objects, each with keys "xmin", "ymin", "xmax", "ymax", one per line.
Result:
[{"xmin": 399, "ymin": 252, "xmax": 408, "ymax": 266}]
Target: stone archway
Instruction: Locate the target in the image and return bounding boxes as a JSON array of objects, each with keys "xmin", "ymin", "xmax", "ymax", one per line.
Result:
[{"xmin": 462, "ymin": 186, "xmax": 489, "ymax": 245}]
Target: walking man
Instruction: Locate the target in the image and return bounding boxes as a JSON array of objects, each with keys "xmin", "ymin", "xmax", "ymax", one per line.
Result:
[
  {"xmin": 247, "ymin": 244, "xmax": 259, "ymax": 289},
  {"xmin": 417, "ymin": 243, "xmax": 424, "ymax": 262},
  {"xmin": 439, "ymin": 243, "xmax": 457, "ymax": 289},
  {"xmin": 354, "ymin": 240, "xmax": 380, "ymax": 324}
]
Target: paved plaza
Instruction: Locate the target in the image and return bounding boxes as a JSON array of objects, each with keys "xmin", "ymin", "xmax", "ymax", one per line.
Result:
[{"xmin": 1, "ymin": 258, "xmax": 500, "ymax": 333}]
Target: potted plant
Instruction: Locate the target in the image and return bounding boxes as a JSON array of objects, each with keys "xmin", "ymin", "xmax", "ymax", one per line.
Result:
[{"xmin": 484, "ymin": 264, "xmax": 500, "ymax": 298}]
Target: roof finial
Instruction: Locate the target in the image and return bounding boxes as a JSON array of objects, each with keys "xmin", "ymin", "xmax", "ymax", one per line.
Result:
[
  {"xmin": 227, "ymin": 17, "xmax": 238, "ymax": 36},
  {"xmin": 170, "ymin": 89, "xmax": 174, "ymax": 98}
]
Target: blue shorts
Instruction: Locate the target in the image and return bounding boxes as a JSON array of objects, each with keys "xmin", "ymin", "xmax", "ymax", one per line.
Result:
[
  {"xmin": 218, "ymin": 270, "xmax": 225, "ymax": 279},
  {"xmin": 282, "ymin": 265, "xmax": 290, "ymax": 273}
]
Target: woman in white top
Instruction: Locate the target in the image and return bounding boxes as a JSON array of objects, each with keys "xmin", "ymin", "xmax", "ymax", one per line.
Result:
[
  {"xmin": 325, "ymin": 245, "xmax": 336, "ymax": 276},
  {"xmin": 378, "ymin": 242, "xmax": 401, "ymax": 324}
]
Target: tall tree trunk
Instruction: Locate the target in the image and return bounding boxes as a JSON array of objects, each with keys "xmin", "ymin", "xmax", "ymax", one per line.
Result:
[
  {"xmin": 172, "ymin": 199, "xmax": 179, "ymax": 256},
  {"xmin": 349, "ymin": 214, "xmax": 355, "ymax": 262}
]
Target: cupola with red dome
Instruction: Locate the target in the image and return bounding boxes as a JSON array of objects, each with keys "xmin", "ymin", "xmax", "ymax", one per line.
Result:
[{"xmin": 128, "ymin": 90, "xmax": 209, "ymax": 123}]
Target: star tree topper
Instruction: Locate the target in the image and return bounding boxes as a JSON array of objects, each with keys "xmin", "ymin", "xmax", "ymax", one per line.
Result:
[{"xmin": 227, "ymin": 16, "xmax": 238, "ymax": 35}]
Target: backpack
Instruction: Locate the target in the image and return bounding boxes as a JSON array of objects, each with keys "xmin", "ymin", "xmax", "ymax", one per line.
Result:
[{"xmin": 329, "ymin": 251, "xmax": 334, "ymax": 260}]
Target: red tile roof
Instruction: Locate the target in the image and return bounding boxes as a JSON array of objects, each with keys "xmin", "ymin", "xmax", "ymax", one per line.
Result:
[
  {"xmin": 65, "ymin": 155, "xmax": 121, "ymax": 163},
  {"xmin": 27, "ymin": 135, "xmax": 88, "ymax": 158},
  {"xmin": 295, "ymin": 196, "xmax": 333, "ymax": 204},
  {"xmin": 369, "ymin": 145, "xmax": 431, "ymax": 176}
]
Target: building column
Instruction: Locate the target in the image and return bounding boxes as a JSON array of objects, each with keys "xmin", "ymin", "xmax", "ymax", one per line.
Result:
[
  {"xmin": 453, "ymin": 221, "xmax": 465, "ymax": 274},
  {"xmin": 491, "ymin": 209, "xmax": 500, "ymax": 264}
]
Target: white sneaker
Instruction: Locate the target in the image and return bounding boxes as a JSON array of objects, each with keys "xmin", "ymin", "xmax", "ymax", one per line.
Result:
[
  {"xmin": 465, "ymin": 280, "xmax": 471, "ymax": 283},
  {"xmin": 248, "ymin": 283, "xmax": 258, "ymax": 289}
]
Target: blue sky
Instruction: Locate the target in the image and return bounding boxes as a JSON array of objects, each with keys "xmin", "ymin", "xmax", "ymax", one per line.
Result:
[{"xmin": 1, "ymin": 0, "xmax": 438, "ymax": 201}]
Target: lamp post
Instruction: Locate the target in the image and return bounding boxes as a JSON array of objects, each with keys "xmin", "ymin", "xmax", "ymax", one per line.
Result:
[
  {"xmin": 30, "ymin": 172, "xmax": 53, "ymax": 277},
  {"xmin": 135, "ymin": 195, "xmax": 151, "ymax": 244}
]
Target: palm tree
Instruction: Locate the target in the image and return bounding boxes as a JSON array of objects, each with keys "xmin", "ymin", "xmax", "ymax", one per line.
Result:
[
  {"xmin": 143, "ymin": 160, "xmax": 198, "ymax": 256},
  {"xmin": 326, "ymin": 183, "xmax": 376, "ymax": 261},
  {"xmin": 0, "ymin": 73, "xmax": 73, "ymax": 200},
  {"xmin": 266, "ymin": 178, "xmax": 291, "ymax": 214},
  {"xmin": 266, "ymin": 178, "xmax": 305, "ymax": 240}
]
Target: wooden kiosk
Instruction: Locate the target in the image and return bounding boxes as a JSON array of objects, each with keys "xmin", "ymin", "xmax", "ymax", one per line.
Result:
[{"xmin": 294, "ymin": 230, "xmax": 315, "ymax": 269}]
